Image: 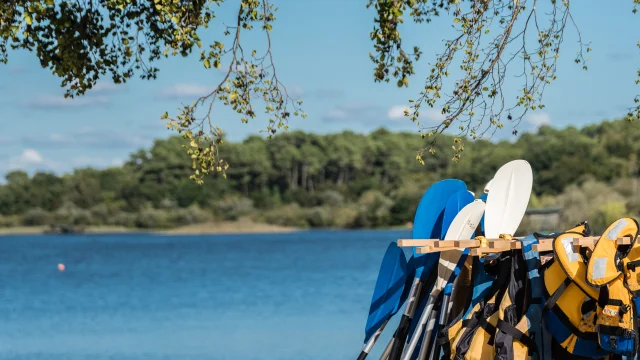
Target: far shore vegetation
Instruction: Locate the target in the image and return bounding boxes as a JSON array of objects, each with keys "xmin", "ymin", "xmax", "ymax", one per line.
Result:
[{"xmin": 1, "ymin": 118, "xmax": 639, "ymax": 236}]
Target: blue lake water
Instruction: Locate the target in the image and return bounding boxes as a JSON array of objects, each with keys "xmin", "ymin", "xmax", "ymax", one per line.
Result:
[{"xmin": 0, "ymin": 230, "xmax": 411, "ymax": 360}]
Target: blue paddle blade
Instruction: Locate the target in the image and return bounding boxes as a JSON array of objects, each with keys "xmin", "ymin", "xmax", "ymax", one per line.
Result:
[
  {"xmin": 397, "ymin": 255, "xmax": 417, "ymax": 313},
  {"xmin": 412, "ymin": 179, "xmax": 467, "ymax": 278},
  {"xmin": 440, "ymin": 191, "xmax": 475, "ymax": 239},
  {"xmin": 406, "ymin": 190, "xmax": 473, "ymax": 347},
  {"xmin": 364, "ymin": 242, "xmax": 408, "ymax": 343},
  {"xmin": 479, "ymin": 193, "xmax": 488, "ymax": 236}
]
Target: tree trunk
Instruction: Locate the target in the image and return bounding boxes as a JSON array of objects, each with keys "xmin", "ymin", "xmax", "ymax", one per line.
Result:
[
  {"xmin": 291, "ymin": 166, "xmax": 299, "ymax": 189},
  {"xmin": 301, "ymin": 164, "xmax": 308, "ymax": 191},
  {"xmin": 308, "ymin": 177, "xmax": 314, "ymax": 193},
  {"xmin": 337, "ymin": 168, "xmax": 345, "ymax": 185}
]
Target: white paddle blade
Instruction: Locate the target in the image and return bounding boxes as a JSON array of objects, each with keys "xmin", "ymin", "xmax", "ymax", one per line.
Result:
[
  {"xmin": 484, "ymin": 179, "xmax": 493, "ymax": 194},
  {"xmin": 435, "ymin": 200, "xmax": 486, "ymax": 290},
  {"xmin": 484, "ymin": 160, "xmax": 533, "ymax": 238},
  {"xmin": 444, "ymin": 200, "xmax": 486, "ymax": 240}
]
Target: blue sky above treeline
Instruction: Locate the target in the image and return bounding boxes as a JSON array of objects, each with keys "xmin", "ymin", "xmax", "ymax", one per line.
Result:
[{"xmin": 0, "ymin": 1, "xmax": 638, "ymax": 176}]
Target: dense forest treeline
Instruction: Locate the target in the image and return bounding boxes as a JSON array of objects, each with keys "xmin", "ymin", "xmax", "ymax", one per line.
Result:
[{"xmin": 2, "ymin": 118, "xmax": 640, "ymax": 234}]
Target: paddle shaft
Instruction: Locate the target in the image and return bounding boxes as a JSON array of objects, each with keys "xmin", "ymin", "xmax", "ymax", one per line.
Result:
[
  {"xmin": 379, "ymin": 332, "xmax": 395, "ymax": 360},
  {"xmin": 399, "ymin": 291, "xmax": 440, "ymax": 360},
  {"xmin": 386, "ymin": 277, "xmax": 424, "ymax": 360},
  {"xmin": 358, "ymin": 318, "xmax": 390, "ymax": 360},
  {"xmin": 423, "ymin": 292, "xmax": 450, "ymax": 360}
]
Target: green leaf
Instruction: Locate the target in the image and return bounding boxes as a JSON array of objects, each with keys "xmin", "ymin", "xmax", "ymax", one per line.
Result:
[
  {"xmin": 203, "ymin": 59, "xmax": 211, "ymax": 69},
  {"xmin": 45, "ymin": 0, "xmax": 55, "ymax": 6},
  {"xmin": 24, "ymin": 14, "xmax": 32, "ymax": 25},
  {"xmin": 453, "ymin": 18, "xmax": 460, "ymax": 24}
]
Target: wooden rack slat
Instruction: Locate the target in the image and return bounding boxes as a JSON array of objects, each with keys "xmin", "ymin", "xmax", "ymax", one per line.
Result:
[{"xmin": 399, "ymin": 236, "xmax": 638, "ymax": 255}]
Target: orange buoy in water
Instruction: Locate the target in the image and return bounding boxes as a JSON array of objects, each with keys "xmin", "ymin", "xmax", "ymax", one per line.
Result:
[{"xmin": 58, "ymin": 263, "xmax": 65, "ymax": 272}]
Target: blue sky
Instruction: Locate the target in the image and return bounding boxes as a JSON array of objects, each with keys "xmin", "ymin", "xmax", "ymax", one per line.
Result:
[{"xmin": 0, "ymin": 1, "xmax": 638, "ymax": 176}]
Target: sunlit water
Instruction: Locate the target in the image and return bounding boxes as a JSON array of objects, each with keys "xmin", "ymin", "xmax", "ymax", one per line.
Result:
[{"xmin": 0, "ymin": 230, "xmax": 410, "ymax": 360}]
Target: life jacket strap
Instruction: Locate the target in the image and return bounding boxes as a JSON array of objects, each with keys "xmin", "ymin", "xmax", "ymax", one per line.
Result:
[
  {"xmin": 460, "ymin": 316, "xmax": 498, "ymax": 346},
  {"xmin": 627, "ymin": 259, "xmax": 640, "ymax": 271},
  {"xmin": 544, "ymin": 277, "xmax": 572, "ymax": 310},
  {"xmin": 495, "ymin": 319, "xmax": 538, "ymax": 355},
  {"xmin": 477, "ymin": 316, "xmax": 497, "ymax": 346}
]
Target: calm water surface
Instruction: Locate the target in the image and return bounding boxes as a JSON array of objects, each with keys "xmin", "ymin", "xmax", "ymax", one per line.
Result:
[{"xmin": 0, "ymin": 230, "xmax": 410, "ymax": 360}]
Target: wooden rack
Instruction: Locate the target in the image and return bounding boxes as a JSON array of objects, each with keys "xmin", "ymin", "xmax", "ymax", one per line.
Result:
[{"xmin": 397, "ymin": 236, "xmax": 636, "ymax": 255}]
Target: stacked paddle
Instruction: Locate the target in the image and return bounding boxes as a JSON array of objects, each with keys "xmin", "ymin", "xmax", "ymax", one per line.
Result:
[{"xmin": 356, "ymin": 160, "xmax": 533, "ymax": 360}]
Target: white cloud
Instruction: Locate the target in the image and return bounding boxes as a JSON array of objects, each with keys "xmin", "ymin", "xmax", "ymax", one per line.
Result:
[
  {"xmin": 287, "ymin": 85, "xmax": 304, "ymax": 99},
  {"xmin": 525, "ymin": 112, "xmax": 551, "ymax": 127},
  {"xmin": 71, "ymin": 156, "xmax": 124, "ymax": 168},
  {"xmin": 388, "ymin": 105, "xmax": 446, "ymax": 123},
  {"xmin": 23, "ymin": 129, "xmax": 151, "ymax": 148},
  {"xmin": 19, "ymin": 149, "xmax": 44, "ymax": 164},
  {"xmin": 1, "ymin": 149, "xmax": 126, "ymax": 177},
  {"xmin": 8, "ymin": 66, "xmax": 28, "ymax": 74},
  {"xmin": 91, "ymin": 81, "xmax": 121, "ymax": 93},
  {"xmin": 322, "ymin": 103, "xmax": 382, "ymax": 123},
  {"xmin": 388, "ymin": 105, "xmax": 409, "ymax": 120},
  {"xmin": 326, "ymin": 108, "xmax": 348, "ymax": 120},
  {"xmin": 26, "ymin": 95, "xmax": 110, "ymax": 109},
  {"xmin": 1, "ymin": 148, "xmax": 60, "ymax": 173},
  {"xmin": 158, "ymin": 83, "xmax": 211, "ymax": 99},
  {"xmin": 423, "ymin": 108, "xmax": 446, "ymax": 123}
]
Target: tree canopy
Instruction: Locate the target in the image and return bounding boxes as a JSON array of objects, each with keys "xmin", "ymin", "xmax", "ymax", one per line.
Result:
[
  {"xmin": 2, "ymin": 118, "xmax": 640, "ymax": 234},
  {"xmin": 2, "ymin": 0, "xmax": 639, "ymax": 181}
]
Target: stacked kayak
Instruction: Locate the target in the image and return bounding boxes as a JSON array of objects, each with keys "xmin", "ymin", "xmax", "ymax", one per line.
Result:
[{"xmin": 357, "ymin": 159, "xmax": 640, "ymax": 360}]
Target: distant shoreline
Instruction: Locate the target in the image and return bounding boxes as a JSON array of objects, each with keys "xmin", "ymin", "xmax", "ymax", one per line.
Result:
[
  {"xmin": 0, "ymin": 220, "xmax": 299, "ymax": 236},
  {"xmin": 0, "ymin": 220, "xmax": 413, "ymax": 236}
]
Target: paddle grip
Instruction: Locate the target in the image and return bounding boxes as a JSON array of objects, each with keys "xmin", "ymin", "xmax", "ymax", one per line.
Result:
[{"xmin": 357, "ymin": 351, "xmax": 367, "ymax": 360}]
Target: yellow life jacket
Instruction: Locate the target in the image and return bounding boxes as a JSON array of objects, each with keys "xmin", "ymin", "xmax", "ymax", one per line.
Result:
[
  {"xmin": 447, "ymin": 234, "xmax": 549, "ymax": 360},
  {"xmin": 494, "ymin": 233, "xmax": 547, "ymax": 360},
  {"xmin": 541, "ymin": 222, "xmax": 609, "ymax": 358},
  {"xmin": 449, "ymin": 253, "xmax": 512, "ymax": 359},
  {"xmin": 586, "ymin": 218, "xmax": 639, "ymax": 357},
  {"xmin": 436, "ymin": 254, "xmax": 511, "ymax": 360}
]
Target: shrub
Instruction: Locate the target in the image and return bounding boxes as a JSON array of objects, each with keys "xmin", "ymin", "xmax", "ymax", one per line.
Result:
[
  {"xmin": 22, "ymin": 208, "xmax": 51, "ymax": 226},
  {"xmin": 109, "ymin": 212, "xmax": 137, "ymax": 228},
  {"xmin": 318, "ymin": 190, "xmax": 344, "ymax": 207},
  {"xmin": 591, "ymin": 201, "xmax": 627, "ymax": 235},
  {"xmin": 54, "ymin": 201, "xmax": 94, "ymax": 225},
  {"xmin": 89, "ymin": 203, "xmax": 126, "ymax": 224},
  {"xmin": 170, "ymin": 205, "xmax": 212, "ymax": 226},
  {"xmin": 262, "ymin": 203, "xmax": 310, "ymax": 227},
  {"xmin": 135, "ymin": 207, "xmax": 170, "ymax": 229},
  {"xmin": 553, "ymin": 180, "xmax": 625, "ymax": 230},
  {"xmin": 306, "ymin": 206, "xmax": 332, "ymax": 227},
  {"xmin": 0, "ymin": 214, "xmax": 20, "ymax": 227},
  {"xmin": 158, "ymin": 198, "xmax": 178, "ymax": 209},
  {"xmin": 355, "ymin": 190, "xmax": 394, "ymax": 228},
  {"xmin": 213, "ymin": 196, "xmax": 254, "ymax": 221},
  {"xmin": 332, "ymin": 206, "xmax": 359, "ymax": 228}
]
